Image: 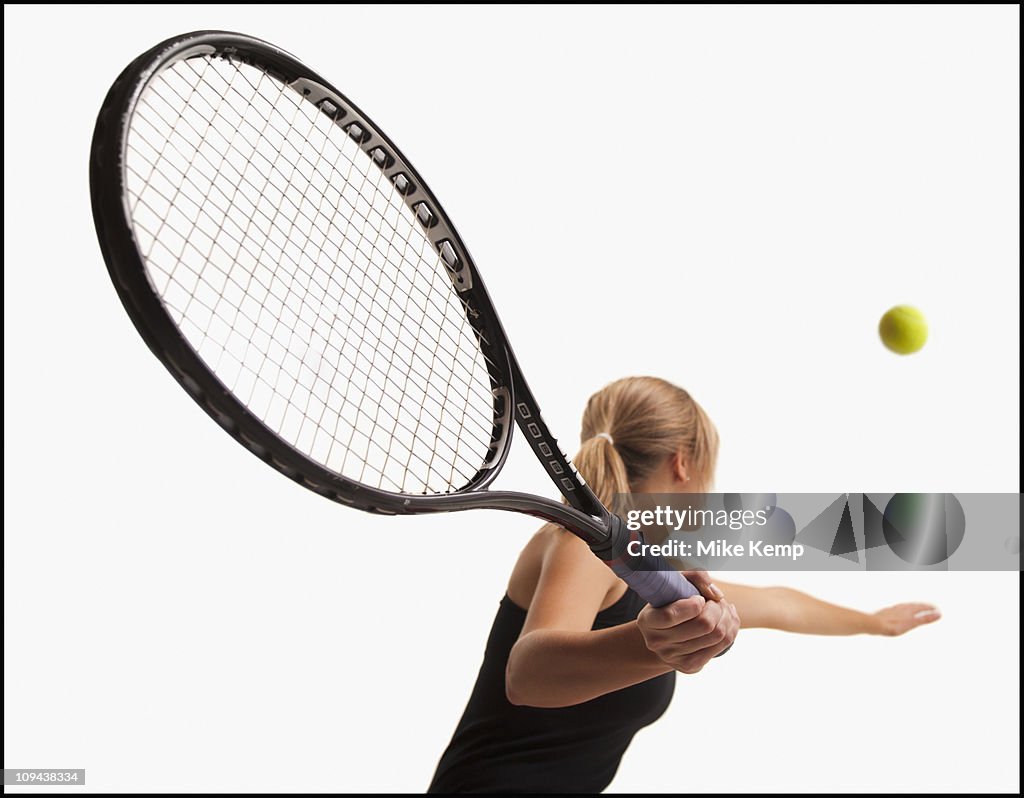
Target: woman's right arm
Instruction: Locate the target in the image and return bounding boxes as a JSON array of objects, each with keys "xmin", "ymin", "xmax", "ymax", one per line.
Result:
[{"xmin": 505, "ymin": 531, "xmax": 738, "ymax": 708}]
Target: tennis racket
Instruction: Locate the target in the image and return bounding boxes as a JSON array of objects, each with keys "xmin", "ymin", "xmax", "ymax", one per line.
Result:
[{"xmin": 90, "ymin": 30, "xmax": 699, "ymax": 608}]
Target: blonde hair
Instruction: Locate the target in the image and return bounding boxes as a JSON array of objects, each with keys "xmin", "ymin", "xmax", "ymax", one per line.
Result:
[{"xmin": 574, "ymin": 377, "xmax": 718, "ymax": 511}]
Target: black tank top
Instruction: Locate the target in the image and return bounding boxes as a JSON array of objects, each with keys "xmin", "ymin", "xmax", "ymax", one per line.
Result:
[{"xmin": 427, "ymin": 589, "xmax": 675, "ymax": 793}]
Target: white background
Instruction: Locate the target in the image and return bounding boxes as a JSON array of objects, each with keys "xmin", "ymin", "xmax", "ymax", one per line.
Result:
[{"xmin": 4, "ymin": 4, "xmax": 1019, "ymax": 793}]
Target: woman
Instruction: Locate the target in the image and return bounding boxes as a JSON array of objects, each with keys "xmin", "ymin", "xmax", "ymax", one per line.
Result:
[{"xmin": 428, "ymin": 377, "xmax": 940, "ymax": 794}]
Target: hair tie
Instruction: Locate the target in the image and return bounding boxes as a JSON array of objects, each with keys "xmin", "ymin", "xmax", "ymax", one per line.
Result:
[{"xmin": 593, "ymin": 432, "xmax": 614, "ymax": 445}]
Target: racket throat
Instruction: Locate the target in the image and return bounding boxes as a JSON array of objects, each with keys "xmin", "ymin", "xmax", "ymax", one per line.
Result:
[{"xmin": 588, "ymin": 513, "xmax": 631, "ymax": 562}]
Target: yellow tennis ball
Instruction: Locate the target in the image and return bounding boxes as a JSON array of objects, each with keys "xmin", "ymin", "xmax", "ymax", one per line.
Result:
[{"xmin": 879, "ymin": 305, "xmax": 928, "ymax": 354}]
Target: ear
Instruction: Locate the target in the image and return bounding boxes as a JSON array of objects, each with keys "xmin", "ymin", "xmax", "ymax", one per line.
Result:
[{"xmin": 670, "ymin": 451, "xmax": 691, "ymax": 485}]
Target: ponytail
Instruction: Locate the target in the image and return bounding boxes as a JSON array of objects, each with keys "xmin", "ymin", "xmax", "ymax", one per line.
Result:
[
  {"xmin": 688, "ymin": 400, "xmax": 720, "ymax": 493},
  {"xmin": 573, "ymin": 434, "xmax": 631, "ymax": 513}
]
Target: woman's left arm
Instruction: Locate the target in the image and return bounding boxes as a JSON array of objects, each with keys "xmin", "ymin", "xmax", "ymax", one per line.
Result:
[{"xmin": 713, "ymin": 581, "xmax": 941, "ymax": 636}]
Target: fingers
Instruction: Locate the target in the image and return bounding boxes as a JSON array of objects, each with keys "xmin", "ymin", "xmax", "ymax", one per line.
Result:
[
  {"xmin": 891, "ymin": 602, "xmax": 940, "ymax": 616},
  {"xmin": 910, "ymin": 604, "xmax": 941, "ymax": 619},
  {"xmin": 639, "ymin": 596, "xmax": 706, "ymax": 630},
  {"xmin": 673, "ymin": 636, "xmax": 736, "ymax": 674},
  {"xmin": 877, "ymin": 603, "xmax": 942, "ymax": 635},
  {"xmin": 638, "ymin": 597, "xmax": 740, "ymax": 676},
  {"xmin": 663, "ymin": 603, "xmax": 740, "ymax": 673},
  {"xmin": 912, "ymin": 607, "xmax": 941, "ymax": 624},
  {"xmin": 681, "ymin": 570, "xmax": 725, "ymax": 602},
  {"xmin": 658, "ymin": 601, "xmax": 738, "ymax": 657}
]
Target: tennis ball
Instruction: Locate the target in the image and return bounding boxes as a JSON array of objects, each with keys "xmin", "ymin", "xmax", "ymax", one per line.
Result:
[{"xmin": 879, "ymin": 305, "xmax": 928, "ymax": 354}]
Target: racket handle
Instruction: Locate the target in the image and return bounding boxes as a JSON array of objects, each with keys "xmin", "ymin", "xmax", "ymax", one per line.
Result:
[
  {"xmin": 593, "ymin": 515, "xmax": 701, "ymax": 608},
  {"xmin": 596, "ymin": 517, "xmax": 733, "ymax": 656},
  {"xmin": 607, "ymin": 559, "xmax": 700, "ymax": 607}
]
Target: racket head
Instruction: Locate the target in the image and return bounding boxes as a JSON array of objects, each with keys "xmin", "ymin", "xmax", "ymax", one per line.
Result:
[{"xmin": 90, "ymin": 30, "xmax": 515, "ymax": 514}]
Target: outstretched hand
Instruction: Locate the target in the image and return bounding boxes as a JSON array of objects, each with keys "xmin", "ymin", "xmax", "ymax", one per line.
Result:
[{"xmin": 873, "ymin": 603, "xmax": 941, "ymax": 636}]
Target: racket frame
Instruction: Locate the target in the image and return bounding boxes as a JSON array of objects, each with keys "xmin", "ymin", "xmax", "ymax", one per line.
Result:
[{"xmin": 90, "ymin": 30, "xmax": 612, "ymax": 546}]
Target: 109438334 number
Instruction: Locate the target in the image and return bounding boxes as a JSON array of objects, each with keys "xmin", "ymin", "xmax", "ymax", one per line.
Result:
[{"xmin": 3, "ymin": 769, "xmax": 85, "ymax": 785}]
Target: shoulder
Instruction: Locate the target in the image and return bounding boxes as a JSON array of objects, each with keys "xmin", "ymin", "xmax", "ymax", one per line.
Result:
[{"xmin": 508, "ymin": 524, "xmax": 622, "ymax": 615}]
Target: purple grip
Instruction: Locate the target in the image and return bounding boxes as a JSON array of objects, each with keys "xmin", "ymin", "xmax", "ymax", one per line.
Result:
[{"xmin": 608, "ymin": 560, "xmax": 699, "ymax": 608}]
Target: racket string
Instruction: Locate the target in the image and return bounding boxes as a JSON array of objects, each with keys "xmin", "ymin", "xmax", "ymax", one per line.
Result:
[
  {"xmin": 151, "ymin": 57, "xmax": 500, "ymax": 364},
  {"xmin": 131, "ymin": 192, "xmax": 496, "ymax": 489},
  {"xmin": 145, "ymin": 60, "xmax": 490, "ymax": 389},
  {"xmin": 128, "ymin": 89, "xmax": 499, "ymax": 402},
  {"xmin": 125, "ymin": 55, "xmax": 498, "ymax": 494}
]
